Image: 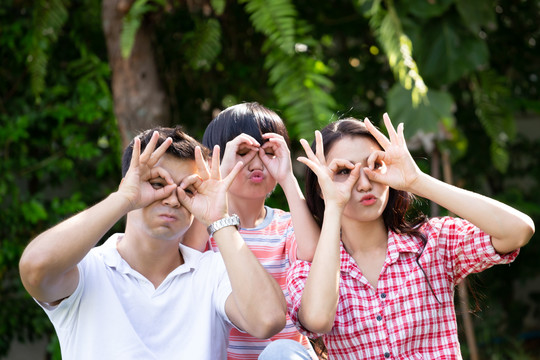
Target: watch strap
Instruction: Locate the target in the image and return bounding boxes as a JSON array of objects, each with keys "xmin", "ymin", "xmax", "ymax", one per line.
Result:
[{"xmin": 207, "ymin": 214, "xmax": 240, "ymax": 237}]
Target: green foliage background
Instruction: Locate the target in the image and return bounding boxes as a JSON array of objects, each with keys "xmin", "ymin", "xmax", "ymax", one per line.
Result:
[{"xmin": 1, "ymin": 0, "xmax": 539, "ymax": 358}]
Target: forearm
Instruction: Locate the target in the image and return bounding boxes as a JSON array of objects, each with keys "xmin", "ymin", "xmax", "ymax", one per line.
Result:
[
  {"xmin": 19, "ymin": 192, "xmax": 131, "ymax": 301},
  {"xmin": 280, "ymin": 175, "xmax": 320, "ymax": 261},
  {"xmin": 410, "ymin": 172, "xmax": 535, "ymax": 253},
  {"xmin": 298, "ymin": 203, "xmax": 342, "ymax": 333},
  {"xmin": 215, "ymin": 226, "xmax": 287, "ymax": 338}
]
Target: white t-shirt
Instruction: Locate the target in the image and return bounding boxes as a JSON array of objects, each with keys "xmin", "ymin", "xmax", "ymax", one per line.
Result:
[{"xmin": 38, "ymin": 234, "xmax": 233, "ymax": 360}]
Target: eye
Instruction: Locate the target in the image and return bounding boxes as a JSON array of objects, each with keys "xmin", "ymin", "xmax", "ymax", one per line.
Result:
[
  {"xmin": 336, "ymin": 168, "xmax": 351, "ymax": 175},
  {"xmin": 237, "ymin": 149, "xmax": 250, "ymax": 156},
  {"xmin": 183, "ymin": 186, "xmax": 195, "ymax": 196},
  {"xmin": 150, "ymin": 181, "xmax": 165, "ymax": 189},
  {"xmin": 264, "ymin": 150, "xmax": 275, "ymax": 157},
  {"xmin": 373, "ymin": 161, "xmax": 383, "ymax": 170}
]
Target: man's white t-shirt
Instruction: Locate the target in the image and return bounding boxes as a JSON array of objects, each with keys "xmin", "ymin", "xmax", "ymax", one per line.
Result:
[{"xmin": 37, "ymin": 234, "xmax": 234, "ymax": 360}]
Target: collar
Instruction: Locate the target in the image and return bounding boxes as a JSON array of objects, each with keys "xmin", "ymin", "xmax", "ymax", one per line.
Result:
[
  {"xmin": 339, "ymin": 229, "xmax": 424, "ymax": 273},
  {"xmin": 99, "ymin": 234, "xmax": 198, "ymax": 277}
]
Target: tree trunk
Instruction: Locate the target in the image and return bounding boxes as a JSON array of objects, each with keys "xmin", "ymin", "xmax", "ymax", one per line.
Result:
[
  {"xmin": 441, "ymin": 150, "xmax": 480, "ymax": 360},
  {"xmin": 102, "ymin": 0, "xmax": 170, "ymax": 148}
]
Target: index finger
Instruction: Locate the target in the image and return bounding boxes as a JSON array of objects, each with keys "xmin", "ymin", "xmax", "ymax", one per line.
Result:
[
  {"xmin": 148, "ymin": 137, "xmax": 173, "ymax": 167},
  {"xmin": 221, "ymin": 161, "xmax": 244, "ymax": 189},
  {"xmin": 364, "ymin": 117, "xmax": 391, "ymax": 149},
  {"xmin": 210, "ymin": 145, "xmax": 222, "ymax": 180},
  {"xmin": 195, "ymin": 146, "xmax": 210, "ymax": 181},
  {"xmin": 382, "ymin": 113, "xmax": 400, "ymax": 145},
  {"xmin": 129, "ymin": 137, "xmax": 141, "ymax": 171}
]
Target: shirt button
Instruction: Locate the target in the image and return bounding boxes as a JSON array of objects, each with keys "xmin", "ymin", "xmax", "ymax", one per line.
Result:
[
  {"xmin": 376, "ymin": 315, "xmax": 382, "ymax": 321},
  {"xmin": 380, "ymin": 293, "xmax": 387, "ymax": 299},
  {"xmin": 384, "ymin": 352, "xmax": 391, "ymax": 358}
]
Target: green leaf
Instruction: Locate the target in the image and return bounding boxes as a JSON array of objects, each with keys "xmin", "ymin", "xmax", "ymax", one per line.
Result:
[
  {"xmin": 21, "ymin": 200, "xmax": 48, "ymax": 224},
  {"xmin": 210, "ymin": 0, "xmax": 226, "ymax": 15},
  {"xmin": 406, "ymin": 0, "xmax": 454, "ymax": 19},
  {"xmin": 121, "ymin": 0, "xmax": 166, "ymax": 59},
  {"xmin": 416, "ymin": 17, "xmax": 489, "ymax": 85},
  {"xmin": 28, "ymin": 0, "xmax": 69, "ymax": 98},
  {"xmin": 184, "ymin": 18, "xmax": 222, "ymax": 70},
  {"xmin": 472, "ymin": 71, "xmax": 516, "ymax": 173},
  {"xmin": 387, "ymin": 83, "xmax": 454, "ymax": 139},
  {"xmin": 455, "ymin": 0, "xmax": 496, "ymax": 34},
  {"xmin": 240, "ymin": 0, "xmax": 297, "ymax": 55}
]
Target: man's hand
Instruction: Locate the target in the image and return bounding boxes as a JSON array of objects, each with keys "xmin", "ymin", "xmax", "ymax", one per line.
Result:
[
  {"xmin": 177, "ymin": 145, "xmax": 243, "ymax": 226},
  {"xmin": 118, "ymin": 132, "xmax": 177, "ymax": 211}
]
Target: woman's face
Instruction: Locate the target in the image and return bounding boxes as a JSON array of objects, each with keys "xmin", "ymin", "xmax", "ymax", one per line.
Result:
[{"xmin": 325, "ymin": 135, "xmax": 389, "ymax": 223}]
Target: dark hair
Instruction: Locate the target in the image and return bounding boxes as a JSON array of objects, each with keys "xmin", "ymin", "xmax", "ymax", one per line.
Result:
[
  {"xmin": 305, "ymin": 118, "xmax": 440, "ymax": 307},
  {"xmin": 121, "ymin": 125, "xmax": 209, "ymax": 177},
  {"xmin": 202, "ymin": 102, "xmax": 289, "ymax": 159}
]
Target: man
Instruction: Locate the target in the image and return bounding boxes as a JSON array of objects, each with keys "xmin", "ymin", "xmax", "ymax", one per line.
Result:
[{"xmin": 19, "ymin": 126, "xmax": 286, "ymax": 359}]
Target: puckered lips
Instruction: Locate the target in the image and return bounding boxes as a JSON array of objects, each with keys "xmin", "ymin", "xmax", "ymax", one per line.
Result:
[
  {"xmin": 249, "ymin": 170, "xmax": 264, "ymax": 183},
  {"xmin": 359, "ymin": 194, "xmax": 377, "ymax": 206}
]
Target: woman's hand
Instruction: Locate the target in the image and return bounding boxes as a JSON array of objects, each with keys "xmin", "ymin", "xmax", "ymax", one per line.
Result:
[
  {"xmin": 298, "ymin": 130, "xmax": 361, "ymax": 209},
  {"xmin": 363, "ymin": 113, "xmax": 422, "ymax": 191}
]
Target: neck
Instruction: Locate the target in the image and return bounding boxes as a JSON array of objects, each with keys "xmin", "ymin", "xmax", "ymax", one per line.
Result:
[
  {"xmin": 119, "ymin": 228, "xmax": 184, "ymax": 288},
  {"xmin": 340, "ymin": 217, "xmax": 388, "ymax": 256},
  {"xmin": 228, "ymin": 195, "xmax": 267, "ymax": 228}
]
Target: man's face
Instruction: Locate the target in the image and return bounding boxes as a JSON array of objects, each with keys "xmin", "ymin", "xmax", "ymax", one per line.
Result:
[{"xmin": 129, "ymin": 154, "xmax": 198, "ymax": 242}]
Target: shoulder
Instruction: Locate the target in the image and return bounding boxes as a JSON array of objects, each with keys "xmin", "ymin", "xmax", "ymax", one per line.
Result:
[{"xmin": 420, "ymin": 216, "xmax": 479, "ymax": 238}]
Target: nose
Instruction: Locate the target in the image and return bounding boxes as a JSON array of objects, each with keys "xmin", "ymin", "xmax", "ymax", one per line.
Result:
[
  {"xmin": 355, "ymin": 169, "xmax": 372, "ymax": 192},
  {"xmin": 247, "ymin": 153, "xmax": 264, "ymax": 170},
  {"xmin": 162, "ymin": 190, "xmax": 181, "ymax": 208}
]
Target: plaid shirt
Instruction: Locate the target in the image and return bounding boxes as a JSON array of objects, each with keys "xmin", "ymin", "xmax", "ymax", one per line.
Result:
[{"xmin": 287, "ymin": 217, "xmax": 519, "ymax": 359}]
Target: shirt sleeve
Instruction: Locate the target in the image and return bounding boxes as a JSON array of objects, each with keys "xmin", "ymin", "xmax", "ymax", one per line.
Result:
[
  {"xmin": 212, "ymin": 254, "xmax": 236, "ymax": 329},
  {"xmin": 35, "ymin": 257, "xmax": 88, "ymax": 332},
  {"xmin": 428, "ymin": 217, "xmax": 519, "ymax": 284},
  {"xmin": 286, "ymin": 260, "xmax": 323, "ymax": 339}
]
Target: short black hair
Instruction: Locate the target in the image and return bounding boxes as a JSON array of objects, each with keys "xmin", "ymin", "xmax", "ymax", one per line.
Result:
[
  {"xmin": 202, "ymin": 102, "xmax": 289, "ymax": 159},
  {"xmin": 121, "ymin": 126, "xmax": 209, "ymax": 177}
]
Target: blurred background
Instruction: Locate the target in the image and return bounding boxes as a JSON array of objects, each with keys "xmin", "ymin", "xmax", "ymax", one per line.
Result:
[{"xmin": 1, "ymin": 0, "xmax": 539, "ymax": 358}]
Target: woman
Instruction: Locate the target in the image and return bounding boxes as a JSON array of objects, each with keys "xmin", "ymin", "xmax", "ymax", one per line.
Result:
[{"xmin": 286, "ymin": 114, "xmax": 534, "ymax": 359}]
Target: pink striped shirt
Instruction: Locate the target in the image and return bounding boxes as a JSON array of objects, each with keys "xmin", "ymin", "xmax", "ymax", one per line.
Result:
[
  {"xmin": 210, "ymin": 206, "xmax": 316, "ymax": 360},
  {"xmin": 287, "ymin": 217, "xmax": 519, "ymax": 360}
]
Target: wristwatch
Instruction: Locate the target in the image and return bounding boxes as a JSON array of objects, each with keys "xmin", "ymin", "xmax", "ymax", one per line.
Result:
[{"xmin": 207, "ymin": 214, "xmax": 241, "ymax": 237}]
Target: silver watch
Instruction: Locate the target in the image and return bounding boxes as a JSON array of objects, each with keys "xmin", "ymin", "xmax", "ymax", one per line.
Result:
[{"xmin": 207, "ymin": 214, "xmax": 241, "ymax": 237}]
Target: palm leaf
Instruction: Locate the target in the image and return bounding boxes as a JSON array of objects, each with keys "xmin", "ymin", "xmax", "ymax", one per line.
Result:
[
  {"xmin": 28, "ymin": 0, "xmax": 69, "ymax": 99},
  {"xmin": 241, "ymin": 0, "xmax": 336, "ymax": 139},
  {"xmin": 121, "ymin": 0, "xmax": 166, "ymax": 59},
  {"xmin": 472, "ymin": 71, "xmax": 516, "ymax": 173},
  {"xmin": 184, "ymin": 18, "xmax": 222, "ymax": 71}
]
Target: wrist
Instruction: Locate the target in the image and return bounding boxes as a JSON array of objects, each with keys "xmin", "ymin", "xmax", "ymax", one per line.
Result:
[
  {"xmin": 109, "ymin": 192, "xmax": 134, "ymax": 213},
  {"xmin": 207, "ymin": 214, "xmax": 241, "ymax": 237},
  {"xmin": 279, "ymin": 174, "xmax": 300, "ymax": 194}
]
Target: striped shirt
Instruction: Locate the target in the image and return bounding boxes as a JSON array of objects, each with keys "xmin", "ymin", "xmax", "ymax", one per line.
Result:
[
  {"xmin": 210, "ymin": 206, "xmax": 316, "ymax": 360},
  {"xmin": 287, "ymin": 217, "xmax": 519, "ymax": 360}
]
